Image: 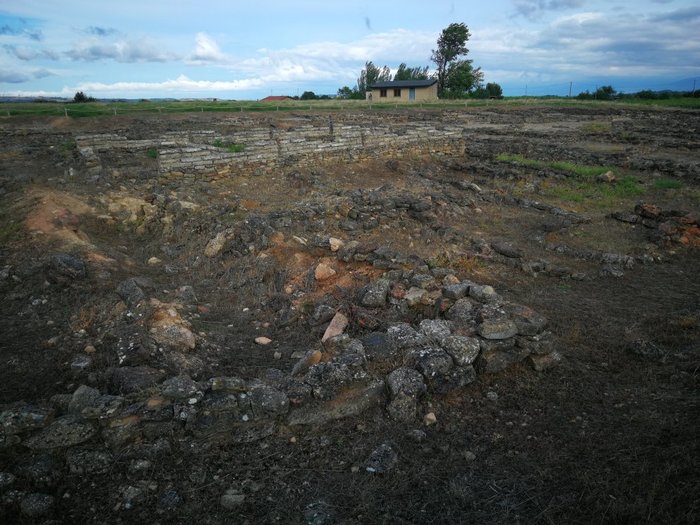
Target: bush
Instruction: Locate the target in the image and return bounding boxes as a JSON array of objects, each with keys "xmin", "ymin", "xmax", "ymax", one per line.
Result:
[{"xmin": 73, "ymin": 91, "xmax": 96, "ymax": 103}]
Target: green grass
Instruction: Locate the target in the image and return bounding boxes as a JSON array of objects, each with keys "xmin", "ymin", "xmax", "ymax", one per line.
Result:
[
  {"xmin": 653, "ymin": 178, "xmax": 683, "ymax": 190},
  {"xmin": 212, "ymin": 139, "xmax": 246, "ymax": 153},
  {"xmin": 497, "ymin": 153, "xmax": 613, "ymax": 177},
  {"xmin": 146, "ymin": 147, "xmax": 159, "ymax": 159}
]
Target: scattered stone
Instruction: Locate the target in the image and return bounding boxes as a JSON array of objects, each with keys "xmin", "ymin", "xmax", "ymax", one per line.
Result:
[
  {"xmin": 478, "ymin": 318, "xmax": 518, "ymax": 340},
  {"xmin": 249, "ymin": 384, "xmax": 289, "ymax": 418},
  {"xmin": 287, "ymin": 380, "xmax": 385, "ymax": 426},
  {"xmin": 147, "ymin": 256, "xmax": 162, "ymax": 265},
  {"xmin": 445, "ymin": 298, "xmax": 474, "ymax": 323},
  {"xmin": 161, "ymin": 375, "xmax": 201, "ymax": 400},
  {"xmin": 418, "ymin": 319, "xmax": 452, "ymax": 345},
  {"xmin": 486, "ymin": 391, "xmax": 498, "ymax": 401},
  {"xmin": 423, "ymin": 412, "xmax": 437, "ymax": 426},
  {"xmin": 20, "ymin": 492, "xmax": 54, "ymax": 518},
  {"xmin": 0, "ymin": 472, "xmax": 16, "ymax": 487},
  {"xmin": 309, "ymin": 304, "xmax": 336, "ymax": 327},
  {"xmin": 65, "ymin": 448, "xmax": 113, "ymax": 474},
  {"xmin": 361, "ymin": 279, "xmax": 391, "ymax": 308},
  {"xmin": 314, "ymin": 263, "xmax": 336, "ymax": 281},
  {"xmin": 274, "ymin": 351, "xmax": 282, "ymax": 360},
  {"xmin": 321, "ymin": 311, "xmax": 349, "ymax": 343},
  {"xmin": 626, "ymin": 339, "xmax": 665, "ymax": 359},
  {"xmin": 47, "ymin": 253, "xmax": 86, "ymax": 284},
  {"xmin": 158, "ymin": 489, "xmax": 183, "ymax": 510},
  {"xmin": 387, "ymin": 323, "xmax": 425, "ymax": 350},
  {"xmin": 24, "ymin": 416, "xmax": 96, "ymax": 450},
  {"xmin": 328, "ymin": 237, "xmax": 344, "ymax": 252},
  {"xmin": 255, "ymin": 336, "xmax": 273, "ymax": 345},
  {"xmin": 463, "ymin": 451, "xmax": 477, "ymax": 462},
  {"xmin": 291, "ymin": 350, "xmax": 323, "ymax": 376},
  {"xmin": 360, "ymin": 332, "xmax": 392, "ymax": 361},
  {"xmin": 491, "ymin": 241, "xmax": 522, "ymax": 258},
  {"xmin": 469, "ymin": 284, "xmax": 501, "ymax": 304},
  {"xmin": 597, "ymin": 171, "xmax": 616, "ymax": 183},
  {"xmin": 148, "ymin": 300, "xmax": 196, "ymax": 351},
  {"xmin": 504, "ymin": 304, "xmax": 548, "ymax": 336},
  {"xmin": 304, "ymin": 500, "xmax": 333, "ymax": 525},
  {"xmin": 118, "ymin": 484, "xmax": 146, "ymax": 510},
  {"xmin": 443, "ymin": 282, "xmax": 470, "ymax": 300},
  {"xmin": 407, "ymin": 347, "xmax": 454, "ymax": 379},
  {"xmin": 442, "ymin": 335, "xmax": 481, "ymax": 366},
  {"xmin": 404, "ymin": 286, "xmax": 428, "ymax": 306},
  {"xmin": 110, "ymin": 366, "xmax": 165, "ymax": 395},
  {"xmin": 204, "ymin": 230, "xmax": 230, "ymax": 257},
  {"xmin": 366, "ymin": 443, "xmax": 398, "ymax": 474},
  {"xmin": 407, "ymin": 429, "xmax": 427, "ymax": 443},
  {"xmin": 210, "ymin": 376, "xmax": 247, "ymax": 392},
  {"xmin": 116, "ymin": 278, "xmax": 146, "ymax": 307},
  {"xmin": 386, "ymin": 368, "xmax": 427, "ymax": 398},
  {"xmin": 1, "ymin": 404, "xmax": 54, "ymax": 435}
]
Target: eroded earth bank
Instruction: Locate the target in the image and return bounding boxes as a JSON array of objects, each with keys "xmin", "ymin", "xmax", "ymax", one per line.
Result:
[{"xmin": 0, "ymin": 105, "xmax": 698, "ymax": 524}]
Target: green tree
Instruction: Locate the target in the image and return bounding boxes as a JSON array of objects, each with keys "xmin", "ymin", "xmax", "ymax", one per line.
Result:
[
  {"xmin": 300, "ymin": 91, "xmax": 318, "ymax": 100},
  {"xmin": 431, "ymin": 22, "xmax": 472, "ymax": 97},
  {"xmin": 443, "ymin": 60, "xmax": 483, "ymax": 98},
  {"xmin": 72, "ymin": 91, "xmax": 95, "ymax": 103},
  {"xmin": 486, "ymin": 82, "xmax": 503, "ymax": 98},
  {"xmin": 356, "ymin": 61, "xmax": 391, "ymax": 98},
  {"xmin": 393, "ymin": 63, "xmax": 430, "ymax": 81}
]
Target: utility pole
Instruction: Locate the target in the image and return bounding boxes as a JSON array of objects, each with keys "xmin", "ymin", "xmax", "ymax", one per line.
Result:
[
  {"xmin": 693, "ymin": 79, "xmax": 697, "ymax": 96},
  {"xmin": 568, "ymin": 81, "xmax": 572, "ymax": 97},
  {"xmin": 525, "ymin": 84, "xmax": 528, "ymax": 97}
]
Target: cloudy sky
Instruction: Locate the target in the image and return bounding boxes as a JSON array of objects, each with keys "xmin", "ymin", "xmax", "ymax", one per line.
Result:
[{"xmin": 1, "ymin": 0, "xmax": 698, "ymax": 99}]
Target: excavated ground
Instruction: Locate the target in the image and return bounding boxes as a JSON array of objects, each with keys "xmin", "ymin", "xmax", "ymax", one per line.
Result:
[{"xmin": 0, "ymin": 105, "xmax": 699, "ymax": 524}]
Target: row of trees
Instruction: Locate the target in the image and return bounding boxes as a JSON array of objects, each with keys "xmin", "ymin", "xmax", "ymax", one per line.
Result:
[{"xmin": 337, "ymin": 23, "xmax": 499, "ymax": 100}]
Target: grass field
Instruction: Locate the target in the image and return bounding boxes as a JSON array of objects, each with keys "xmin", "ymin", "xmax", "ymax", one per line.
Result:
[{"xmin": 1, "ymin": 95, "xmax": 698, "ymax": 118}]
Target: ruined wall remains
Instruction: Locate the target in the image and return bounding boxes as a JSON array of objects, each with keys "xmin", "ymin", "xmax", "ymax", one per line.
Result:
[{"xmin": 75, "ymin": 113, "xmax": 467, "ymax": 177}]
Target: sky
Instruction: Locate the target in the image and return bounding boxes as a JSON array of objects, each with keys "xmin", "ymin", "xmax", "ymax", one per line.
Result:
[{"xmin": 1, "ymin": 0, "xmax": 699, "ymax": 99}]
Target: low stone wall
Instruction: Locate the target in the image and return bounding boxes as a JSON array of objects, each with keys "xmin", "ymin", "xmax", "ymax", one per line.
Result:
[{"xmin": 75, "ymin": 114, "xmax": 467, "ymax": 177}]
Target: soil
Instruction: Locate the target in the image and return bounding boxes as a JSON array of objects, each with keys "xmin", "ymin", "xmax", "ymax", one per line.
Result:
[{"xmin": 0, "ymin": 104, "xmax": 698, "ymax": 524}]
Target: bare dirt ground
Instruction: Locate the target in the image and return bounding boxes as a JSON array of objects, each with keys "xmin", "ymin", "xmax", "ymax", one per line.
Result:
[{"xmin": 0, "ymin": 105, "xmax": 698, "ymax": 524}]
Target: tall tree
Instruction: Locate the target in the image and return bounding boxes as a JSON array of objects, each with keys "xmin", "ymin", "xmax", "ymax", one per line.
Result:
[
  {"xmin": 431, "ymin": 23, "xmax": 471, "ymax": 97},
  {"xmin": 356, "ymin": 61, "xmax": 391, "ymax": 98},
  {"xmin": 393, "ymin": 63, "xmax": 430, "ymax": 81},
  {"xmin": 443, "ymin": 60, "xmax": 483, "ymax": 98}
]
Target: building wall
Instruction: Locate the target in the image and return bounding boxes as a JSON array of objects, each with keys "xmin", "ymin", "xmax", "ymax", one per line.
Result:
[{"xmin": 367, "ymin": 83, "xmax": 438, "ymax": 102}]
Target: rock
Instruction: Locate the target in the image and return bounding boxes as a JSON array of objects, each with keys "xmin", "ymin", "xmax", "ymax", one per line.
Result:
[
  {"xmin": 249, "ymin": 384, "xmax": 289, "ymax": 418},
  {"xmin": 411, "ymin": 273, "xmax": 436, "ymax": 290},
  {"xmin": 477, "ymin": 347, "xmax": 526, "ymax": 374},
  {"xmin": 158, "ymin": 489, "xmax": 183, "ymax": 510},
  {"xmin": 442, "ymin": 335, "xmax": 481, "ymax": 366},
  {"xmin": 329, "ymin": 237, "xmax": 344, "ymax": 252},
  {"xmin": 65, "ymin": 448, "xmax": 113, "ymax": 474},
  {"xmin": 386, "ymin": 368, "xmax": 427, "ymax": 398},
  {"xmin": 491, "ymin": 241, "xmax": 522, "ymax": 258},
  {"xmin": 24, "ymin": 416, "xmax": 96, "ymax": 450},
  {"xmin": 147, "ymin": 256, "xmax": 162, "ymax": 265},
  {"xmin": 1, "ymin": 404, "xmax": 54, "ymax": 435},
  {"xmin": 366, "ymin": 443, "xmax": 398, "ymax": 474},
  {"xmin": 635, "ymin": 203, "xmax": 662, "ymax": 220},
  {"xmin": 47, "ymin": 253, "xmax": 86, "ymax": 284},
  {"xmin": 407, "ymin": 347, "xmax": 454, "ymax": 379},
  {"xmin": 360, "ymin": 332, "xmax": 392, "ymax": 361},
  {"xmin": 418, "ymin": 319, "xmax": 452, "ymax": 345},
  {"xmin": 287, "ymin": 380, "xmax": 385, "ymax": 426},
  {"xmin": 443, "ymin": 282, "xmax": 470, "ymax": 300},
  {"xmin": 321, "ymin": 311, "xmax": 349, "ymax": 343},
  {"xmin": 255, "ymin": 336, "xmax": 272, "ymax": 345},
  {"xmin": 478, "ymin": 318, "xmax": 518, "ymax": 340},
  {"xmin": 309, "ymin": 304, "xmax": 336, "ymax": 327},
  {"xmin": 504, "ymin": 304, "xmax": 548, "ymax": 336},
  {"xmin": 119, "ymin": 484, "xmax": 147, "ymax": 510},
  {"xmin": 291, "ymin": 350, "xmax": 323, "ymax": 376},
  {"xmin": 305, "ymin": 361, "xmax": 367, "ymax": 400},
  {"xmin": 111, "ymin": 366, "xmax": 165, "ymax": 394},
  {"xmin": 204, "ymin": 230, "xmax": 230, "ymax": 257},
  {"xmin": 445, "ymin": 298, "xmax": 474, "ymax": 323},
  {"xmin": 387, "ymin": 323, "xmax": 426, "ymax": 350},
  {"xmin": 431, "ymin": 365, "xmax": 476, "ymax": 394},
  {"xmin": 387, "ymin": 393, "xmax": 418, "ymax": 422},
  {"xmin": 423, "ymin": 412, "xmax": 437, "ymax": 426},
  {"xmin": 0, "ymin": 472, "xmax": 16, "ymax": 487},
  {"xmin": 469, "ymin": 284, "xmax": 501, "ymax": 304},
  {"xmin": 67, "ymin": 385, "xmax": 101, "ymax": 414},
  {"xmin": 517, "ymin": 331, "xmax": 556, "ymax": 355},
  {"xmin": 220, "ymin": 489, "xmax": 246, "ymax": 509},
  {"xmin": 71, "ymin": 354, "xmax": 93, "ymax": 370},
  {"xmin": 361, "ymin": 279, "xmax": 391, "ymax": 307},
  {"xmin": 486, "ymin": 391, "xmax": 498, "ymax": 401},
  {"xmin": 597, "ymin": 170, "xmax": 616, "ymax": 183},
  {"xmin": 404, "ymin": 286, "xmax": 428, "ymax": 306},
  {"xmin": 19, "ymin": 453, "xmax": 62, "ymax": 486},
  {"xmin": 528, "ymin": 351, "xmax": 562, "ymax": 371},
  {"xmin": 314, "ymin": 263, "xmax": 336, "ymax": 281},
  {"xmin": 116, "ymin": 278, "xmax": 146, "ymax": 307},
  {"xmin": 148, "ymin": 301, "xmax": 196, "ymax": 351},
  {"xmin": 20, "ymin": 493, "xmax": 54, "ymax": 518},
  {"xmin": 161, "ymin": 375, "xmax": 201, "ymax": 400},
  {"xmin": 210, "ymin": 376, "xmax": 247, "ymax": 392}
]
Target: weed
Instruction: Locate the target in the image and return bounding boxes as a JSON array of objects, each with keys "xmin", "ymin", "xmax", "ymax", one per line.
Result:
[
  {"xmin": 146, "ymin": 148, "xmax": 159, "ymax": 159},
  {"xmin": 583, "ymin": 121, "xmax": 611, "ymax": 133},
  {"xmin": 496, "ymin": 153, "xmax": 612, "ymax": 178},
  {"xmin": 653, "ymin": 178, "xmax": 683, "ymax": 190},
  {"xmin": 212, "ymin": 139, "xmax": 246, "ymax": 153}
]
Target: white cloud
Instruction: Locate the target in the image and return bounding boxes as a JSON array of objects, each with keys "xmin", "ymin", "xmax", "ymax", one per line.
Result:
[
  {"xmin": 66, "ymin": 37, "xmax": 178, "ymax": 63},
  {"xmin": 70, "ymin": 74, "xmax": 266, "ymax": 95},
  {"xmin": 187, "ymin": 33, "xmax": 228, "ymax": 64}
]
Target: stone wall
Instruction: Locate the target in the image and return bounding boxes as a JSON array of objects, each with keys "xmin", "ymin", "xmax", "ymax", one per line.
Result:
[{"xmin": 75, "ymin": 114, "xmax": 467, "ymax": 177}]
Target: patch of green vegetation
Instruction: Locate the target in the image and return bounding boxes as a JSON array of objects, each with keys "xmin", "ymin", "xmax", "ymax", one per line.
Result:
[
  {"xmin": 0, "ymin": 204, "xmax": 22, "ymax": 244},
  {"xmin": 146, "ymin": 147, "xmax": 159, "ymax": 159},
  {"xmin": 59, "ymin": 139, "xmax": 77, "ymax": 159},
  {"xmin": 497, "ymin": 153, "xmax": 612, "ymax": 178},
  {"xmin": 653, "ymin": 178, "xmax": 683, "ymax": 190},
  {"xmin": 212, "ymin": 139, "xmax": 246, "ymax": 153},
  {"xmin": 582, "ymin": 121, "xmax": 611, "ymax": 133},
  {"xmin": 543, "ymin": 174, "xmax": 644, "ymax": 209}
]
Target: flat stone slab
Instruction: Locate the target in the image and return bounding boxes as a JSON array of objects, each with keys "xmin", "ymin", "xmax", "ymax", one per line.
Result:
[
  {"xmin": 287, "ymin": 380, "xmax": 385, "ymax": 426},
  {"xmin": 24, "ymin": 416, "xmax": 97, "ymax": 450}
]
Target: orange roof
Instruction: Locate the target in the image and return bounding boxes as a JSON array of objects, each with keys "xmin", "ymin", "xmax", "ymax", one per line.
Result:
[{"xmin": 261, "ymin": 96, "xmax": 292, "ymax": 102}]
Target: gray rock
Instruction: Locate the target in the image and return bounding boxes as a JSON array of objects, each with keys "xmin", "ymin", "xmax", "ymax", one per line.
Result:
[
  {"xmin": 491, "ymin": 241, "xmax": 522, "ymax": 258},
  {"xmin": 161, "ymin": 375, "xmax": 201, "ymax": 400},
  {"xmin": 110, "ymin": 366, "xmax": 165, "ymax": 395},
  {"xmin": 65, "ymin": 448, "xmax": 113, "ymax": 474},
  {"xmin": 47, "ymin": 253, "xmax": 86, "ymax": 283},
  {"xmin": 20, "ymin": 492, "xmax": 54, "ymax": 518},
  {"xmin": 504, "ymin": 304, "xmax": 548, "ymax": 336},
  {"xmin": 418, "ymin": 319, "xmax": 452, "ymax": 345},
  {"xmin": 387, "ymin": 393, "xmax": 418, "ymax": 422},
  {"xmin": 443, "ymin": 282, "xmax": 470, "ymax": 300},
  {"xmin": 158, "ymin": 489, "xmax": 183, "ymax": 510},
  {"xmin": 209, "ymin": 376, "xmax": 247, "ymax": 392},
  {"xmin": 1, "ymin": 404, "xmax": 54, "ymax": 435},
  {"xmin": 411, "ymin": 273, "xmax": 436, "ymax": 290},
  {"xmin": 0, "ymin": 472, "xmax": 16, "ymax": 487},
  {"xmin": 431, "ymin": 365, "xmax": 476, "ymax": 394},
  {"xmin": 360, "ymin": 332, "xmax": 392, "ymax": 361},
  {"xmin": 116, "ymin": 277, "xmax": 147, "ymax": 307},
  {"xmin": 20, "ymin": 454, "xmax": 62, "ymax": 486},
  {"xmin": 407, "ymin": 347, "xmax": 454, "ymax": 379},
  {"xmin": 70, "ymin": 354, "xmax": 93, "ymax": 370},
  {"xmin": 366, "ymin": 443, "xmax": 398, "ymax": 474},
  {"xmin": 476, "ymin": 344, "xmax": 529, "ymax": 373},
  {"xmin": 469, "ymin": 284, "xmax": 501, "ymax": 304},
  {"xmin": 442, "ymin": 335, "xmax": 481, "ymax": 366},
  {"xmin": 445, "ymin": 298, "xmax": 475, "ymax": 323},
  {"xmin": 386, "ymin": 368, "xmax": 427, "ymax": 398},
  {"xmin": 477, "ymin": 317, "xmax": 518, "ymax": 340},
  {"xmin": 407, "ymin": 429, "xmax": 427, "ymax": 443},
  {"xmin": 361, "ymin": 279, "xmax": 391, "ymax": 307},
  {"xmin": 287, "ymin": 380, "xmax": 385, "ymax": 426},
  {"xmin": 249, "ymin": 384, "xmax": 289, "ymax": 418},
  {"xmin": 309, "ymin": 304, "xmax": 336, "ymax": 326},
  {"xmin": 24, "ymin": 416, "xmax": 96, "ymax": 450},
  {"xmin": 119, "ymin": 484, "xmax": 147, "ymax": 510},
  {"xmin": 67, "ymin": 385, "xmax": 101, "ymax": 414},
  {"xmin": 517, "ymin": 331, "xmax": 555, "ymax": 355},
  {"xmin": 387, "ymin": 323, "xmax": 426, "ymax": 350},
  {"xmin": 304, "ymin": 500, "xmax": 333, "ymax": 525},
  {"xmin": 305, "ymin": 362, "xmax": 368, "ymax": 400}
]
